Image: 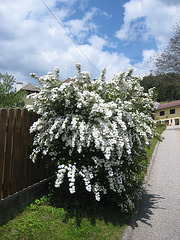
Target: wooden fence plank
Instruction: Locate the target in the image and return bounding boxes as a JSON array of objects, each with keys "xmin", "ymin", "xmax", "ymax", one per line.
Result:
[
  {"xmin": 3, "ymin": 109, "xmax": 14, "ymax": 198},
  {"xmin": 24, "ymin": 110, "xmax": 30, "ymax": 189},
  {"xmin": 0, "ymin": 109, "xmax": 7, "ymax": 200},
  {"xmin": 0, "ymin": 108, "xmax": 53, "ymax": 200},
  {"xmin": 11, "ymin": 109, "xmax": 22, "ymax": 195},
  {"xmin": 25, "ymin": 111, "xmax": 37, "ymax": 188},
  {"xmin": 17, "ymin": 109, "xmax": 28, "ymax": 192},
  {"xmin": 26, "ymin": 112, "xmax": 38, "ymax": 187}
]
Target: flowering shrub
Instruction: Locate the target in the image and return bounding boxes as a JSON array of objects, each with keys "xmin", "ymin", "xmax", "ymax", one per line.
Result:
[{"xmin": 29, "ymin": 63, "xmax": 155, "ymax": 211}]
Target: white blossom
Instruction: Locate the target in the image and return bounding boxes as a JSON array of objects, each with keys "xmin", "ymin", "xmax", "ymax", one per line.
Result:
[{"xmin": 30, "ymin": 63, "xmax": 156, "ymax": 210}]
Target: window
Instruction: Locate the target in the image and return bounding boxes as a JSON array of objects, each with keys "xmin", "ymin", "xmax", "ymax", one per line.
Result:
[
  {"xmin": 175, "ymin": 119, "xmax": 179, "ymax": 125},
  {"xmin": 170, "ymin": 109, "xmax": 175, "ymax": 114},
  {"xmin": 160, "ymin": 111, "xmax": 165, "ymax": 116}
]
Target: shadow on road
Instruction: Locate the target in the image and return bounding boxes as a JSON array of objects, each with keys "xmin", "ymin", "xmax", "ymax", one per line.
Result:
[{"xmin": 130, "ymin": 191, "xmax": 166, "ymax": 228}]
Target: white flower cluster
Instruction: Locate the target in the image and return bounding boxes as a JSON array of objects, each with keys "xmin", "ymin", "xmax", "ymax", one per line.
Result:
[{"xmin": 29, "ymin": 63, "xmax": 155, "ymax": 210}]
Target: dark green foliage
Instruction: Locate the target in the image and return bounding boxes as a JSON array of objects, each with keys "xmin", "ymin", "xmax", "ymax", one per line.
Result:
[
  {"xmin": 48, "ymin": 176, "xmax": 132, "ymax": 228},
  {"xmin": 142, "ymin": 73, "xmax": 180, "ymax": 102},
  {"xmin": 0, "ymin": 72, "xmax": 25, "ymax": 108}
]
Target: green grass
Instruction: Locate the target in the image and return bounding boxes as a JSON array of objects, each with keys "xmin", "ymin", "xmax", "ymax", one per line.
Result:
[
  {"xmin": 146, "ymin": 124, "xmax": 166, "ymax": 159},
  {"xmin": 0, "ymin": 195, "xmax": 130, "ymax": 240}
]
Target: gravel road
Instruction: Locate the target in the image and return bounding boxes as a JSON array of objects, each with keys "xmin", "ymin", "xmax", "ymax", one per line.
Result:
[{"xmin": 123, "ymin": 126, "xmax": 180, "ymax": 240}]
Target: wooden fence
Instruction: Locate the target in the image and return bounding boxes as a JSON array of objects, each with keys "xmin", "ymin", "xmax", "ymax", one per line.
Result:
[{"xmin": 0, "ymin": 108, "xmax": 52, "ymax": 200}]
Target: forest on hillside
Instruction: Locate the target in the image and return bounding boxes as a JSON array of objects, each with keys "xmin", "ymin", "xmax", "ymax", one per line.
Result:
[{"xmin": 142, "ymin": 73, "xmax": 180, "ymax": 102}]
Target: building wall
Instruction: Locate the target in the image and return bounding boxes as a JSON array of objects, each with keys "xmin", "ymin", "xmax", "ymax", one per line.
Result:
[
  {"xmin": 22, "ymin": 93, "xmax": 34, "ymax": 107},
  {"xmin": 154, "ymin": 106, "xmax": 180, "ymax": 126}
]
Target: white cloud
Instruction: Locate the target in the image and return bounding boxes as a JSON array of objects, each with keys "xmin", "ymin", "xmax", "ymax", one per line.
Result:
[
  {"xmin": 79, "ymin": 0, "xmax": 90, "ymax": 10},
  {"xmin": 0, "ymin": 0, "xmax": 119, "ymax": 85},
  {"xmin": 116, "ymin": 0, "xmax": 180, "ymax": 49},
  {"xmin": 66, "ymin": 8, "xmax": 98, "ymax": 43},
  {"xmin": 0, "ymin": 0, "xmax": 179, "ymax": 88},
  {"xmin": 133, "ymin": 49, "xmax": 157, "ymax": 75},
  {"xmin": 88, "ymin": 35, "xmax": 107, "ymax": 50},
  {"xmin": 158, "ymin": 0, "xmax": 180, "ymax": 6}
]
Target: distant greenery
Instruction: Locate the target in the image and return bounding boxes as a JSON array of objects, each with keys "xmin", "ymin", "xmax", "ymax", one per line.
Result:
[
  {"xmin": 0, "ymin": 72, "xmax": 24, "ymax": 109},
  {"xmin": 142, "ymin": 73, "xmax": 180, "ymax": 102}
]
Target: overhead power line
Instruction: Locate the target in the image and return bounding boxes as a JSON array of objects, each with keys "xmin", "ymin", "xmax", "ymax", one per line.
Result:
[{"xmin": 41, "ymin": 0, "xmax": 101, "ymax": 75}]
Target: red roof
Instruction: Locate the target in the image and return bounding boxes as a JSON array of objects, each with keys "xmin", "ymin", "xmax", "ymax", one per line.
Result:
[{"xmin": 156, "ymin": 100, "xmax": 180, "ymax": 110}]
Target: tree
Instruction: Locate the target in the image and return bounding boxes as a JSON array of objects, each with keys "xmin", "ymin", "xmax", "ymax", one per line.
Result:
[
  {"xmin": 142, "ymin": 73, "xmax": 180, "ymax": 102},
  {"xmin": 155, "ymin": 23, "xmax": 180, "ymax": 75},
  {"xmin": 0, "ymin": 72, "xmax": 24, "ymax": 108},
  {"xmin": 29, "ymin": 63, "xmax": 157, "ymax": 211}
]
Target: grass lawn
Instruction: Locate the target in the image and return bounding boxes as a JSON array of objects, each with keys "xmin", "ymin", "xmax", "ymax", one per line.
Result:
[
  {"xmin": 146, "ymin": 124, "xmax": 166, "ymax": 159},
  {"xmin": 0, "ymin": 195, "xmax": 130, "ymax": 240},
  {"xmin": 0, "ymin": 125, "xmax": 166, "ymax": 240}
]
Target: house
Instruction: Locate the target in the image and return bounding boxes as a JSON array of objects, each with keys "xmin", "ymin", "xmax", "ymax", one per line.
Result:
[
  {"xmin": 154, "ymin": 100, "xmax": 180, "ymax": 126},
  {"xmin": 16, "ymin": 82, "xmax": 40, "ymax": 107},
  {"xmin": 16, "ymin": 78, "xmax": 71, "ymax": 108}
]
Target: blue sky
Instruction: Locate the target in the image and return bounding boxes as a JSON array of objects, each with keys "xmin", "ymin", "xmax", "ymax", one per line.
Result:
[{"xmin": 0, "ymin": 0, "xmax": 180, "ymax": 87}]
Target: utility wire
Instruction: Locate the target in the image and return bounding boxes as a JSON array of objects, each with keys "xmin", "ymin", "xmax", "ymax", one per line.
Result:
[{"xmin": 41, "ymin": 0, "xmax": 101, "ymax": 74}]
